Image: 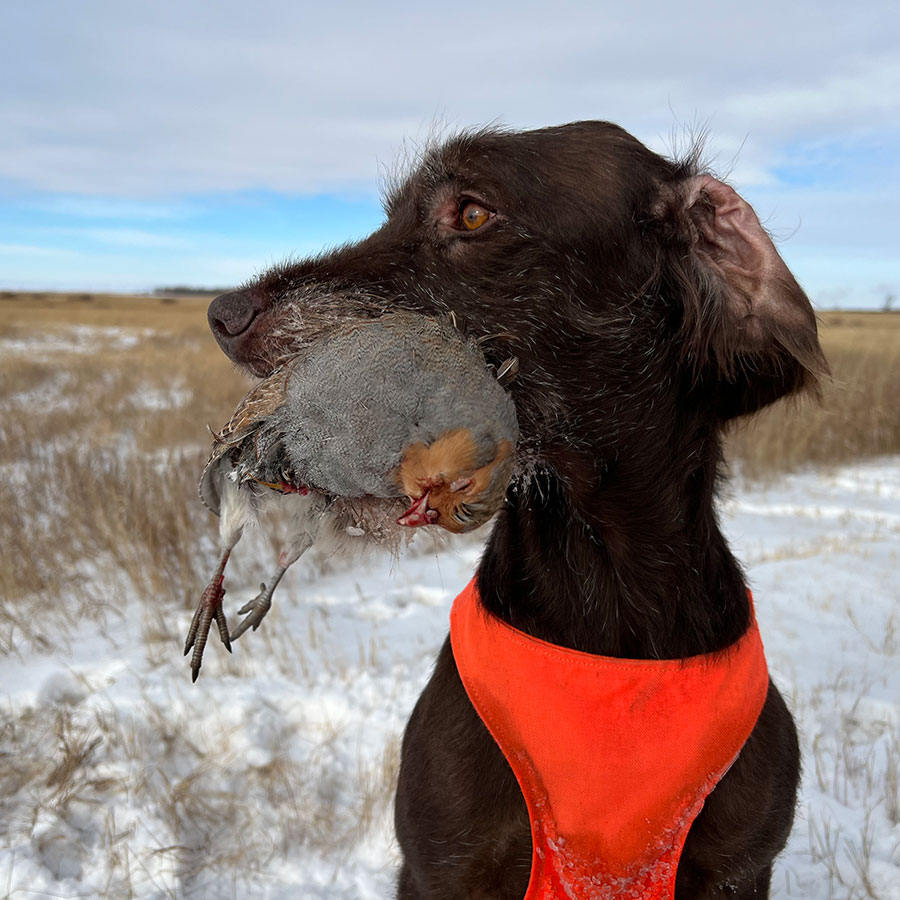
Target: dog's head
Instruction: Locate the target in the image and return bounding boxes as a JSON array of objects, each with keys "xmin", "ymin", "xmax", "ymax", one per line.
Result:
[{"xmin": 208, "ymin": 121, "xmax": 825, "ymax": 475}]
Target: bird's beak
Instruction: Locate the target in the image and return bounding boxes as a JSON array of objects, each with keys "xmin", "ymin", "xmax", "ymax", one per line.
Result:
[{"xmin": 398, "ymin": 491, "xmax": 439, "ymax": 528}]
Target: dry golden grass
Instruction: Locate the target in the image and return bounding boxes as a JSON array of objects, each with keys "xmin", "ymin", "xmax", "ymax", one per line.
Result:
[
  {"xmin": 0, "ymin": 296, "xmax": 404, "ymax": 892},
  {"xmin": 0, "ymin": 293, "xmax": 249, "ymax": 655},
  {"xmin": 0, "ymin": 292, "xmax": 896, "ymax": 895},
  {"xmin": 0, "ymin": 293, "xmax": 897, "ymax": 653},
  {"xmin": 4, "ymin": 295, "xmax": 897, "ymax": 471},
  {"xmin": 0, "ymin": 292, "xmax": 245, "ymax": 457},
  {"xmin": 727, "ymin": 311, "xmax": 900, "ymax": 478},
  {"xmin": 0, "ymin": 290, "xmax": 217, "ymax": 336}
]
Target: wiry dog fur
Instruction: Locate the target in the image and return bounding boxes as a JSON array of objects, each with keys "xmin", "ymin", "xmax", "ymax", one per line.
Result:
[{"xmin": 207, "ymin": 121, "xmax": 826, "ymax": 899}]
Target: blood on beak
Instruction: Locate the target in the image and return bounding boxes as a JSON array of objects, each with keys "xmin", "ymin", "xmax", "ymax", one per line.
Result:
[{"xmin": 398, "ymin": 491, "xmax": 439, "ymax": 527}]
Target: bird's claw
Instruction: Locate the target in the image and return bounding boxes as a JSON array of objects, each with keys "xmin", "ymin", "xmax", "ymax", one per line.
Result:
[
  {"xmin": 231, "ymin": 581, "xmax": 274, "ymax": 641},
  {"xmin": 184, "ymin": 577, "xmax": 232, "ymax": 682}
]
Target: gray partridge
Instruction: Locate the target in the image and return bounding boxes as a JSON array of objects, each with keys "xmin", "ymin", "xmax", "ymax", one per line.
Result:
[{"xmin": 185, "ymin": 311, "xmax": 518, "ymax": 680}]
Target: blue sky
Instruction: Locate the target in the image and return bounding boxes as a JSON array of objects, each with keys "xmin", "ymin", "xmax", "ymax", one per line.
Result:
[
  {"xmin": 1, "ymin": 0, "xmax": 897, "ymax": 307},
  {"xmin": 0, "ymin": 189, "xmax": 385, "ymax": 291}
]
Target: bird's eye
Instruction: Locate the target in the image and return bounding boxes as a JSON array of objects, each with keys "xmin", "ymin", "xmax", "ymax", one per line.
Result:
[{"xmin": 460, "ymin": 201, "xmax": 491, "ymax": 231}]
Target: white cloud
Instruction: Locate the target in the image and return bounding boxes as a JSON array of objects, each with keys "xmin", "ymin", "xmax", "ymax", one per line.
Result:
[
  {"xmin": 0, "ymin": 243, "xmax": 79, "ymax": 258},
  {"xmin": 0, "ymin": 0, "xmax": 896, "ymax": 303},
  {"xmin": 24, "ymin": 197, "xmax": 189, "ymax": 219},
  {"xmin": 2, "ymin": 0, "xmax": 897, "ymax": 195},
  {"xmin": 38, "ymin": 226, "xmax": 188, "ymax": 249},
  {"xmin": 723, "ymin": 57, "xmax": 900, "ymax": 133}
]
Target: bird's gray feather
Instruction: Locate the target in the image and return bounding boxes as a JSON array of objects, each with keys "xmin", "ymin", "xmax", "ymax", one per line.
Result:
[{"xmin": 200, "ymin": 311, "xmax": 518, "ymax": 508}]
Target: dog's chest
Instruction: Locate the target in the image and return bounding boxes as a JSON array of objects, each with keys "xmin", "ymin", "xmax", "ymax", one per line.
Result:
[{"xmin": 449, "ymin": 580, "xmax": 769, "ymax": 900}]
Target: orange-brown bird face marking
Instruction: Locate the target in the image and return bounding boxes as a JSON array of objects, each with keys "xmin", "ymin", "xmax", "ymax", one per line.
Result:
[{"xmin": 397, "ymin": 430, "xmax": 514, "ymax": 533}]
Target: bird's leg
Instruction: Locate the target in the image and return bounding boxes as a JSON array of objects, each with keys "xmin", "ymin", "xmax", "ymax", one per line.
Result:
[
  {"xmin": 231, "ymin": 535, "xmax": 313, "ymax": 640},
  {"xmin": 184, "ymin": 546, "xmax": 233, "ymax": 682}
]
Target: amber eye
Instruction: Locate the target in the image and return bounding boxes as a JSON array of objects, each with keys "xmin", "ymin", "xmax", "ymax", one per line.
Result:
[{"xmin": 460, "ymin": 201, "xmax": 491, "ymax": 231}]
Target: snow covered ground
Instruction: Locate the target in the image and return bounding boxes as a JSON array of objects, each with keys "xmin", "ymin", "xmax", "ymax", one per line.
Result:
[{"xmin": 1, "ymin": 458, "xmax": 898, "ymax": 899}]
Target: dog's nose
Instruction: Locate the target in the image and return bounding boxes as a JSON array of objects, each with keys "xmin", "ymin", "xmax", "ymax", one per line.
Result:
[{"xmin": 208, "ymin": 289, "xmax": 257, "ymax": 338}]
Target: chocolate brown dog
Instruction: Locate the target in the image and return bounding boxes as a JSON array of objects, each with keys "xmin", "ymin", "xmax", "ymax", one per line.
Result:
[{"xmin": 207, "ymin": 122, "xmax": 824, "ymax": 898}]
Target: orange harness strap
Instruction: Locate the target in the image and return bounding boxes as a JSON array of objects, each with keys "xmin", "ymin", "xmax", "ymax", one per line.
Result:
[{"xmin": 450, "ymin": 579, "xmax": 769, "ymax": 900}]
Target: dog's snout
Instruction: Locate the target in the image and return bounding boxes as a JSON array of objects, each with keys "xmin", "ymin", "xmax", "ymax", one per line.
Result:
[{"xmin": 208, "ymin": 289, "xmax": 258, "ymax": 338}]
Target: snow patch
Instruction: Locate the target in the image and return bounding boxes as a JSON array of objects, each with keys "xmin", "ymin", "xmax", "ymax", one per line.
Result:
[{"xmin": 0, "ymin": 457, "xmax": 898, "ymax": 897}]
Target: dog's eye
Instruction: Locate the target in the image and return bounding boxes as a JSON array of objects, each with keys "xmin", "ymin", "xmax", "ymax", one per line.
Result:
[{"xmin": 460, "ymin": 202, "xmax": 491, "ymax": 231}]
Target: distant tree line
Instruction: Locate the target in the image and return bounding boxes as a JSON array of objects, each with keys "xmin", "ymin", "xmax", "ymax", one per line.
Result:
[{"xmin": 153, "ymin": 285, "xmax": 234, "ymax": 297}]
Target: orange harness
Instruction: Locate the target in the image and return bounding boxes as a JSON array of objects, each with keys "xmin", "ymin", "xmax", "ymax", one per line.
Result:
[{"xmin": 450, "ymin": 579, "xmax": 769, "ymax": 900}]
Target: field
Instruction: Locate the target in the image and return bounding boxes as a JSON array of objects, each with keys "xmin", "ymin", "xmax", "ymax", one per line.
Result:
[
  {"xmin": 727, "ymin": 309, "xmax": 900, "ymax": 477},
  {"xmin": 0, "ymin": 293, "xmax": 898, "ymax": 899}
]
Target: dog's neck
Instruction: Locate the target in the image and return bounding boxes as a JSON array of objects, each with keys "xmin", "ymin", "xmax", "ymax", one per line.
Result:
[{"xmin": 477, "ymin": 445, "xmax": 751, "ymax": 659}]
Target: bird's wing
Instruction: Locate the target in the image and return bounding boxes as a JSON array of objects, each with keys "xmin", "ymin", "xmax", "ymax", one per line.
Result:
[
  {"xmin": 198, "ymin": 361, "xmax": 296, "ymax": 515},
  {"xmin": 211, "ymin": 362, "xmax": 295, "ymax": 448}
]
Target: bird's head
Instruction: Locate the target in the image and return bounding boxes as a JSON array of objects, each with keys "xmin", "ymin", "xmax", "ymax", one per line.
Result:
[{"xmin": 397, "ymin": 433, "xmax": 515, "ymax": 534}]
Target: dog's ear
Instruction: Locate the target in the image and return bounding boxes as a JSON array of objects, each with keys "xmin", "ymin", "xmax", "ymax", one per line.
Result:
[{"xmin": 660, "ymin": 174, "xmax": 827, "ymax": 419}]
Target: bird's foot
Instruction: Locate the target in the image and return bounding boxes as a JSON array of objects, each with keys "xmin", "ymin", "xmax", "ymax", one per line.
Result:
[
  {"xmin": 231, "ymin": 564, "xmax": 288, "ymax": 640},
  {"xmin": 230, "ymin": 583, "xmax": 274, "ymax": 641},
  {"xmin": 184, "ymin": 575, "xmax": 232, "ymax": 682}
]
